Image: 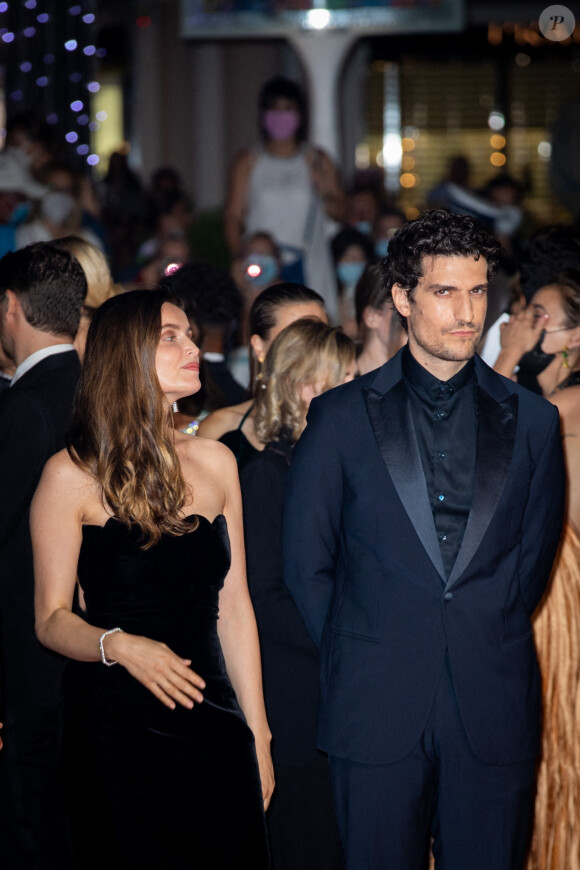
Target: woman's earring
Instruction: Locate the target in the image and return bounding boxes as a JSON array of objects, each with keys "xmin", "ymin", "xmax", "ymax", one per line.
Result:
[
  {"xmin": 172, "ymin": 401, "xmax": 179, "ymax": 413},
  {"xmin": 562, "ymin": 346, "xmax": 569, "ymax": 369},
  {"xmin": 256, "ymin": 357, "xmax": 267, "ymax": 390}
]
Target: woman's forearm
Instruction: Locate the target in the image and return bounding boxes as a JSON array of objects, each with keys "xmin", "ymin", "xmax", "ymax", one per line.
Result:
[
  {"xmin": 35, "ymin": 606, "xmax": 109, "ymax": 662},
  {"xmin": 217, "ymin": 595, "xmax": 271, "ymax": 741}
]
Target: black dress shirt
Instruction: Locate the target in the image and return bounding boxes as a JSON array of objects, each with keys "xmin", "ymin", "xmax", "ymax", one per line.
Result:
[{"xmin": 402, "ymin": 346, "xmax": 478, "ymax": 577}]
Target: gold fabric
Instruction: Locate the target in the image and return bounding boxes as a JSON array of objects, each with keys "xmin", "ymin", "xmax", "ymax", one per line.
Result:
[{"xmin": 527, "ymin": 523, "xmax": 580, "ymax": 870}]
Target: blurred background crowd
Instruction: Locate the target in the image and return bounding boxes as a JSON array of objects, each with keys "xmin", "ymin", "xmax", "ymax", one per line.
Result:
[{"xmin": 1, "ymin": 2, "xmax": 580, "ymax": 869}]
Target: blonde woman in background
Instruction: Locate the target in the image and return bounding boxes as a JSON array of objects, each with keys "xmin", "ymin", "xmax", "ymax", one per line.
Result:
[
  {"xmin": 240, "ymin": 319, "xmax": 356, "ymax": 870},
  {"xmin": 57, "ymin": 236, "xmax": 117, "ymax": 359},
  {"xmin": 198, "ymin": 283, "xmax": 327, "ymax": 469}
]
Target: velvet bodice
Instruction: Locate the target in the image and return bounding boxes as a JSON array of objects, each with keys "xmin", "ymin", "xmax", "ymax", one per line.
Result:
[{"xmin": 70, "ymin": 514, "xmax": 242, "ymax": 732}]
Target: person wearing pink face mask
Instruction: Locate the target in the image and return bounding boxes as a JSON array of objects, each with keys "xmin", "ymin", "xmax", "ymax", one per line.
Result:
[{"xmin": 225, "ymin": 76, "xmax": 346, "ymax": 323}]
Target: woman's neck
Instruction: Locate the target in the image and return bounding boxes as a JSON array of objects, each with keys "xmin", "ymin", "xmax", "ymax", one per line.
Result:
[
  {"xmin": 265, "ymin": 139, "xmax": 300, "ymax": 158},
  {"xmin": 357, "ymin": 334, "xmax": 390, "ymax": 376},
  {"xmin": 539, "ymin": 348, "xmax": 580, "ymax": 395}
]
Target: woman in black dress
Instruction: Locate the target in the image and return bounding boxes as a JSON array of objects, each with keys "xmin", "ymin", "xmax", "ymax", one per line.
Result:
[
  {"xmin": 31, "ymin": 289, "xmax": 273, "ymax": 869},
  {"xmin": 240, "ymin": 319, "xmax": 356, "ymax": 870},
  {"xmin": 198, "ymin": 282, "xmax": 327, "ymax": 469}
]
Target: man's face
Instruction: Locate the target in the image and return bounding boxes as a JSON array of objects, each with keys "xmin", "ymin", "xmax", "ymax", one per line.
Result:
[{"xmin": 393, "ymin": 255, "xmax": 488, "ymax": 370}]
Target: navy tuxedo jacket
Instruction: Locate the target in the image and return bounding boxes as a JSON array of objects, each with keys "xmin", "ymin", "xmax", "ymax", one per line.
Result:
[{"xmin": 283, "ymin": 350, "xmax": 565, "ymax": 767}]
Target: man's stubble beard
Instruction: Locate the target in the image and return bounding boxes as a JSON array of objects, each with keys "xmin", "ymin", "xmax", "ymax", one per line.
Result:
[{"xmin": 409, "ymin": 324, "xmax": 482, "ymax": 363}]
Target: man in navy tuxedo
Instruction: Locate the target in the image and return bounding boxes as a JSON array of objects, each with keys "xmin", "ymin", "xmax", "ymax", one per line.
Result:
[
  {"xmin": 283, "ymin": 210, "xmax": 565, "ymax": 869},
  {"xmin": 0, "ymin": 242, "xmax": 86, "ymax": 868}
]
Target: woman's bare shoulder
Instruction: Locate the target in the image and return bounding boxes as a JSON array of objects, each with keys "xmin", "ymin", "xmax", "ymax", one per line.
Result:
[
  {"xmin": 197, "ymin": 400, "xmax": 253, "ymax": 440},
  {"xmin": 41, "ymin": 448, "xmax": 87, "ymax": 487},
  {"xmin": 550, "ymin": 384, "xmax": 580, "ymax": 430},
  {"xmin": 178, "ymin": 432, "xmax": 236, "ymax": 470},
  {"xmin": 35, "ymin": 449, "xmax": 103, "ymax": 521}
]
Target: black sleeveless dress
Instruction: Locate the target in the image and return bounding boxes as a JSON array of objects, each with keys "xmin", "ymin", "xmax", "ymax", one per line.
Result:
[{"xmin": 61, "ymin": 514, "xmax": 269, "ymax": 870}]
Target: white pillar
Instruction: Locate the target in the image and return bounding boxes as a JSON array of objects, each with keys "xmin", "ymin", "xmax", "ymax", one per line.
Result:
[{"xmin": 287, "ymin": 31, "xmax": 357, "ymax": 159}]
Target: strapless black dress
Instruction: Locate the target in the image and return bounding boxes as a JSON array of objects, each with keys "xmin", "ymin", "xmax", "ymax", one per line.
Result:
[{"xmin": 61, "ymin": 514, "xmax": 269, "ymax": 870}]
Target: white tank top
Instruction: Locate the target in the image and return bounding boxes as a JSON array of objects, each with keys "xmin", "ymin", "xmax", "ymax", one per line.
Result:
[{"xmin": 245, "ymin": 146, "xmax": 313, "ymax": 251}]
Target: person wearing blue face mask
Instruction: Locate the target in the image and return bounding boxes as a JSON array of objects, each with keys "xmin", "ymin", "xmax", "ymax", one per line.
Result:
[
  {"xmin": 245, "ymin": 253, "xmax": 280, "ymax": 290},
  {"xmin": 373, "ymin": 206, "xmax": 406, "ymax": 260},
  {"xmin": 331, "ymin": 226, "xmax": 375, "ymax": 339},
  {"xmin": 345, "ymin": 184, "xmax": 381, "ymax": 240},
  {"xmin": 230, "ymin": 232, "xmax": 284, "ymax": 389}
]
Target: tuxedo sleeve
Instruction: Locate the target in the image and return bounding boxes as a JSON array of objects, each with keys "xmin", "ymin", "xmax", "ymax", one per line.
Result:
[
  {"xmin": 518, "ymin": 406, "xmax": 566, "ymax": 615},
  {"xmin": 0, "ymin": 388, "xmax": 54, "ymax": 552},
  {"xmin": 283, "ymin": 395, "xmax": 343, "ymax": 648}
]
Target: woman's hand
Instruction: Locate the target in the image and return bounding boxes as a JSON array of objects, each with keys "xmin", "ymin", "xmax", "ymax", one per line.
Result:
[
  {"xmin": 0, "ymin": 722, "xmax": 3, "ymax": 751},
  {"xmin": 105, "ymin": 631, "xmax": 206, "ymax": 710},
  {"xmin": 254, "ymin": 734, "xmax": 275, "ymax": 810},
  {"xmin": 307, "ymin": 149, "xmax": 346, "ymax": 222},
  {"xmin": 500, "ymin": 307, "xmax": 548, "ymax": 356}
]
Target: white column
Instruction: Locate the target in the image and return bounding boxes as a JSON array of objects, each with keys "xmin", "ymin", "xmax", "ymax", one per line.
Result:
[{"xmin": 287, "ymin": 31, "xmax": 357, "ymax": 159}]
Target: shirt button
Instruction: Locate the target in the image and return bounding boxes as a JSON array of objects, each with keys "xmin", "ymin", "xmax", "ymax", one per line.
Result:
[
  {"xmin": 438, "ymin": 493, "xmax": 445, "ymax": 502},
  {"xmin": 444, "ymin": 592, "xmax": 453, "ymax": 602},
  {"xmin": 438, "ymin": 451, "xmax": 446, "ymax": 459},
  {"xmin": 438, "ymin": 533, "xmax": 447, "ymax": 542},
  {"xmin": 435, "ymin": 410, "xmax": 448, "ymax": 420}
]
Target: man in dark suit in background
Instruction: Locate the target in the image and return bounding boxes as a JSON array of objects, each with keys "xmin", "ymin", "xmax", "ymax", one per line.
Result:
[
  {"xmin": 0, "ymin": 242, "xmax": 86, "ymax": 868},
  {"xmin": 283, "ymin": 210, "xmax": 566, "ymax": 869}
]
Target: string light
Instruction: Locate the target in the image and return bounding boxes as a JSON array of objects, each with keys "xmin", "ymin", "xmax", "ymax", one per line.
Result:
[{"xmin": 4, "ymin": 3, "xmax": 108, "ymax": 168}]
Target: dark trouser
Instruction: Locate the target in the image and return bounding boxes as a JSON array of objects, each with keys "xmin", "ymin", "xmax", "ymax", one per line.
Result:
[
  {"xmin": 330, "ymin": 656, "xmax": 536, "ymax": 870},
  {"xmin": 0, "ymin": 602, "xmax": 73, "ymax": 870}
]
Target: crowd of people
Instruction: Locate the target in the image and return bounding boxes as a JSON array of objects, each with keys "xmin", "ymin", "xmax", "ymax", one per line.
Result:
[{"xmin": 0, "ymin": 77, "xmax": 578, "ymax": 870}]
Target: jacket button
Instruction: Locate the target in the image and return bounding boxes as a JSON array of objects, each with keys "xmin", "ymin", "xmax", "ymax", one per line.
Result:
[{"xmin": 444, "ymin": 592, "xmax": 453, "ymax": 602}]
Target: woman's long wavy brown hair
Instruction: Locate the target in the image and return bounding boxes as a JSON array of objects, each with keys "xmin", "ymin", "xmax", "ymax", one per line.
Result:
[{"xmin": 67, "ymin": 289, "xmax": 196, "ymax": 548}]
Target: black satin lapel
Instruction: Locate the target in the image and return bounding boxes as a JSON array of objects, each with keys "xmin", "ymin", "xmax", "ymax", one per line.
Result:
[
  {"xmin": 363, "ymin": 382, "xmax": 446, "ymax": 581},
  {"xmin": 446, "ymin": 389, "xmax": 518, "ymax": 589}
]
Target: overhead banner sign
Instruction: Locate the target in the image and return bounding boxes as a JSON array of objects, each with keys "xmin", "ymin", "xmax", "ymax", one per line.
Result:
[{"xmin": 181, "ymin": 0, "xmax": 464, "ymax": 39}]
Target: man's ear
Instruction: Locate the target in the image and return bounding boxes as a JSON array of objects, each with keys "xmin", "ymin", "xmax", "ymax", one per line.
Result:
[
  {"xmin": 391, "ymin": 284, "xmax": 411, "ymax": 320},
  {"xmin": 2, "ymin": 289, "xmax": 21, "ymax": 319}
]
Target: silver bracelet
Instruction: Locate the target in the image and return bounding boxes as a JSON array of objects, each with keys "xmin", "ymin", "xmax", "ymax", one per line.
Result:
[{"xmin": 99, "ymin": 627, "xmax": 123, "ymax": 666}]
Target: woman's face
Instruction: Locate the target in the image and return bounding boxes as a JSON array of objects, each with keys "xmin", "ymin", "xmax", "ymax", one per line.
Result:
[
  {"xmin": 155, "ymin": 303, "xmax": 200, "ymax": 403},
  {"xmin": 262, "ymin": 97, "xmax": 301, "ymax": 142},
  {"xmin": 252, "ymin": 301, "xmax": 328, "ymax": 361},
  {"xmin": 299, "ymin": 358, "xmax": 356, "ymax": 412},
  {"xmin": 532, "ymin": 286, "xmax": 575, "ymax": 355}
]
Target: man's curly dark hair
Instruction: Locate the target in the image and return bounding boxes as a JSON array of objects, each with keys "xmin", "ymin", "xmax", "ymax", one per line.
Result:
[{"xmin": 381, "ymin": 209, "xmax": 502, "ymax": 330}]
